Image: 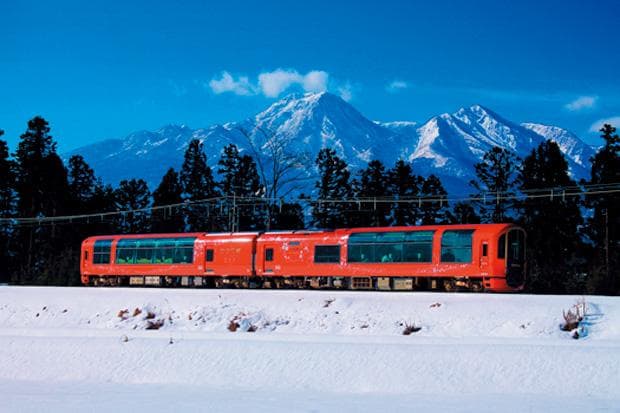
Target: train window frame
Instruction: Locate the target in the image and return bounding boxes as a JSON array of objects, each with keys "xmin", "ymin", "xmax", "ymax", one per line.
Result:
[
  {"xmin": 347, "ymin": 230, "xmax": 434, "ymax": 263},
  {"xmin": 441, "ymin": 230, "xmax": 474, "ymax": 263},
  {"xmin": 265, "ymin": 248, "xmax": 274, "ymax": 262},
  {"xmin": 314, "ymin": 245, "xmax": 341, "ymax": 263},
  {"xmin": 93, "ymin": 239, "xmax": 112, "ymax": 264},
  {"xmin": 115, "ymin": 237, "xmax": 196, "ymax": 265}
]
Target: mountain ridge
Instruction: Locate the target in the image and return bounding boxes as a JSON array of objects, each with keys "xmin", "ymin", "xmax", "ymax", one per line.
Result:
[{"xmin": 66, "ymin": 92, "xmax": 596, "ymax": 196}]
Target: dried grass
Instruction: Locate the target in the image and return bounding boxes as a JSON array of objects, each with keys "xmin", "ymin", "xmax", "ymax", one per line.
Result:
[{"xmin": 403, "ymin": 322, "xmax": 421, "ymax": 335}]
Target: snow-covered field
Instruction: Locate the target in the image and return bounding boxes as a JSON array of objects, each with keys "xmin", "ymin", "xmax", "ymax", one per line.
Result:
[{"xmin": 0, "ymin": 286, "xmax": 618, "ymax": 412}]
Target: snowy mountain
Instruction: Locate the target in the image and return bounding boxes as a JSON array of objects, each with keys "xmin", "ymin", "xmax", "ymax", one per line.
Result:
[{"xmin": 66, "ymin": 92, "xmax": 596, "ymax": 196}]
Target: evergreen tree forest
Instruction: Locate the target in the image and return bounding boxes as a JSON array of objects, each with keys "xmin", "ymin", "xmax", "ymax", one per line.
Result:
[{"xmin": 0, "ymin": 117, "xmax": 617, "ymax": 294}]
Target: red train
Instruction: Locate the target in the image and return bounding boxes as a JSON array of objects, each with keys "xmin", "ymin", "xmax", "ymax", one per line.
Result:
[{"xmin": 81, "ymin": 224, "xmax": 526, "ymax": 292}]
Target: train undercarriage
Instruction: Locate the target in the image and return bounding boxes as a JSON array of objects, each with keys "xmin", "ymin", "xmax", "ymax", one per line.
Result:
[{"xmin": 88, "ymin": 275, "xmax": 490, "ymax": 292}]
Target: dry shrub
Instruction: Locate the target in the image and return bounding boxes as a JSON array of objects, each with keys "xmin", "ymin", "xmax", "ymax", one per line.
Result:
[
  {"xmin": 228, "ymin": 321, "xmax": 240, "ymax": 332},
  {"xmin": 117, "ymin": 309, "xmax": 129, "ymax": 319},
  {"xmin": 132, "ymin": 308, "xmax": 142, "ymax": 317},
  {"xmin": 323, "ymin": 298, "xmax": 335, "ymax": 308},
  {"xmin": 403, "ymin": 322, "xmax": 421, "ymax": 335},
  {"xmin": 145, "ymin": 311, "xmax": 156, "ymax": 320},
  {"xmin": 429, "ymin": 302, "xmax": 441, "ymax": 308},
  {"xmin": 146, "ymin": 319, "xmax": 164, "ymax": 330},
  {"xmin": 562, "ymin": 299, "xmax": 588, "ymax": 333},
  {"xmin": 247, "ymin": 325, "xmax": 258, "ymax": 332},
  {"xmin": 561, "ymin": 308, "xmax": 579, "ymax": 331}
]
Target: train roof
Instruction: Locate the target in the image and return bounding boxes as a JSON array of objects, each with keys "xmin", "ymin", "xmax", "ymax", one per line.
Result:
[{"xmin": 83, "ymin": 223, "xmax": 520, "ymax": 243}]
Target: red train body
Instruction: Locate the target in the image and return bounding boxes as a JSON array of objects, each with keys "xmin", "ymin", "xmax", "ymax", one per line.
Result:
[{"xmin": 81, "ymin": 224, "xmax": 526, "ymax": 292}]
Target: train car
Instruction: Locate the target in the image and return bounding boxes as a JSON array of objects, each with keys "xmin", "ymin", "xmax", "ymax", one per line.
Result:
[
  {"xmin": 81, "ymin": 232, "xmax": 257, "ymax": 287},
  {"xmin": 81, "ymin": 223, "xmax": 525, "ymax": 292},
  {"xmin": 255, "ymin": 223, "xmax": 525, "ymax": 292}
]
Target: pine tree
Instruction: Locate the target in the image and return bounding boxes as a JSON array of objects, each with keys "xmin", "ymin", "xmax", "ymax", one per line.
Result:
[
  {"xmin": 67, "ymin": 155, "xmax": 97, "ymax": 212},
  {"xmin": 270, "ymin": 201, "xmax": 305, "ymax": 230},
  {"xmin": 312, "ymin": 148, "xmax": 353, "ymax": 229},
  {"xmin": 152, "ymin": 168, "xmax": 185, "ymax": 233},
  {"xmin": 584, "ymin": 124, "xmax": 620, "ymax": 294},
  {"xmin": 470, "ymin": 146, "xmax": 519, "ymax": 222},
  {"xmin": 115, "ymin": 179, "xmax": 151, "ymax": 234},
  {"xmin": 518, "ymin": 141, "xmax": 584, "ymax": 293},
  {"xmin": 218, "ymin": 144, "xmax": 265, "ymax": 230},
  {"xmin": 180, "ymin": 139, "xmax": 221, "ymax": 231},
  {"xmin": 89, "ymin": 181, "xmax": 117, "ymax": 235},
  {"xmin": 419, "ymin": 175, "xmax": 450, "ymax": 225},
  {"xmin": 0, "ymin": 131, "xmax": 17, "ymax": 283},
  {"xmin": 451, "ymin": 202, "xmax": 480, "ymax": 224},
  {"xmin": 388, "ymin": 160, "xmax": 423, "ymax": 226},
  {"xmin": 352, "ymin": 160, "xmax": 391, "ymax": 227},
  {"xmin": 13, "ymin": 117, "xmax": 72, "ymax": 285}
]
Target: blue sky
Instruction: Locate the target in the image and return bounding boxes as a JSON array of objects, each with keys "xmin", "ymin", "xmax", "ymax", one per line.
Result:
[{"xmin": 1, "ymin": 0, "xmax": 619, "ymax": 151}]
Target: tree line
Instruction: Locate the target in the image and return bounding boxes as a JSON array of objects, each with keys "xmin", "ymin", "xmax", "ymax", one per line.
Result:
[{"xmin": 0, "ymin": 116, "xmax": 618, "ymax": 294}]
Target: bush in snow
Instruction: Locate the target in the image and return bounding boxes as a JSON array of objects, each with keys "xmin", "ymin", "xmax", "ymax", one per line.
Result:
[
  {"xmin": 561, "ymin": 298, "xmax": 588, "ymax": 339},
  {"xmin": 228, "ymin": 320, "xmax": 239, "ymax": 332},
  {"xmin": 146, "ymin": 319, "xmax": 164, "ymax": 330},
  {"xmin": 402, "ymin": 322, "xmax": 421, "ymax": 335}
]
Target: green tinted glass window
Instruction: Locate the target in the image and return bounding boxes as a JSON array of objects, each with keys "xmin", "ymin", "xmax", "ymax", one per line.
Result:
[
  {"xmin": 441, "ymin": 230, "xmax": 474, "ymax": 263},
  {"xmin": 93, "ymin": 239, "xmax": 112, "ymax": 264},
  {"xmin": 116, "ymin": 237, "xmax": 195, "ymax": 264},
  {"xmin": 348, "ymin": 231, "xmax": 434, "ymax": 263}
]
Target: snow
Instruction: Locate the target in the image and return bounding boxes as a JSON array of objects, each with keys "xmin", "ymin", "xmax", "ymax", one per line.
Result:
[
  {"xmin": 64, "ymin": 93, "xmax": 595, "ymax": 196},
  {"xmin": 0, "ymin": 286, "xmax": 619, "ymax": 411}
]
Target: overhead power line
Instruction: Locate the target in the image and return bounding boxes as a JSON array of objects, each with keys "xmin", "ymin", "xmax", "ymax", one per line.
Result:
[{"xmin": 0, "ymin": 182, "xmax": 619, "ymax": 225}]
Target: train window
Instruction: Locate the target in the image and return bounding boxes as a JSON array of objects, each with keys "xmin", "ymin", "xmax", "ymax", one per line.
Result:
[
  {"xmin": 482, "ymin": 243, "xmax": 488, "ymax": 257},
  {"xmin": 348, "ymin": 231, "xmax": 433, "ymax": 263},
  {"xmin": 314, "ymin": 245, "xmax": 340, "ymax": 263},
  {"xmin": 508, "ymin": 230, "xmax": 525, "ymax": 262},
  {"xmin": 441, "ymin": 230, "xmax": 474, "ymax": 263},
  {"xmin": 116, "ymin": 237, "xmax": 195, "ymax": 264},
  {"xmin": 206, "ymin": 249, "xmax": 214, "ymax": 262},
  {"xmin": 84, "ymin": 251, "xmax": 89, "ymax": 262},
  {"xmin": 93, "ymin": 239, "xmax": 112, "ymax": 264},
  {"xmin": 265, "ymin": 248, "xmax": 274, "ymax": 262},
  {"xmin": 498, "ymin": 234, "xmax": 506, "ymax": 259}
]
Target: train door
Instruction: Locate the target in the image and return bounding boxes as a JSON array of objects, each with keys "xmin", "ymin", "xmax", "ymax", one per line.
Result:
[
  {"xmin": 262, "ymin": 244, "xmax": 275, "ymax": 274},
  {"xmin": 505, "ymin": 229, "xmax": 526, "ymax": 287},
  {"xmin": 480, "ymin": 241, "xmax": 489, "ymax": 272}
]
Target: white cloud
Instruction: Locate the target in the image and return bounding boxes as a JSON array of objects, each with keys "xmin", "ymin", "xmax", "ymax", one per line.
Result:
[
  {"xmin": 208, "ymin": 71, "xmax": 256, "ymax": 96},
  {"xmin": 258, "ymin": 69, "xmax": 329, "ymax": 97},
  {"xmin": 565, "ymin": 95, "xmax": 597, "ymax": 111},
  {"xmin": 258, "ymin": 69, "xmax": 303, "ymax": 97},
  {"xmin": 302, "ymin": 70, "xmax": 329, "ymax": 94},
  {"xmin": 386, "ymin": 80, "xmax": 409, "ymax": 93},
  {"xmin": 338, "ymin": 82, "xmax": 353, "ymax": 102},
  {"xmin": 589, "ymin": 116, "xmax": 620, "ymax": 132},
  {"xmin": 209, "ymin": 68, "xmax": 333, "ymax": 98}
]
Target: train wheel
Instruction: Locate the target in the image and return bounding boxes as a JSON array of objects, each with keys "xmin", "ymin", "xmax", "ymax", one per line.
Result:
[{"xmin": 443, "ymin": 279, "xmax": 457, "ymax": 292}]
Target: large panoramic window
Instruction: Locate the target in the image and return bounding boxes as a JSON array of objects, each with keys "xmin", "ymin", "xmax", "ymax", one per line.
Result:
[
  {"xmin": 441, "ymin": 230, "xmax": 474, "ymax": 263},
  {"xmin": 115, "ymin": 237, "xmax": 195, "ymax": 264},
  {"xmin": 93, "ymin": 239, "xmax": 112, "ymax": 264},
  {"xmin": 347, "ymin": 231, "xmax": 434, "ymax": 263}
]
